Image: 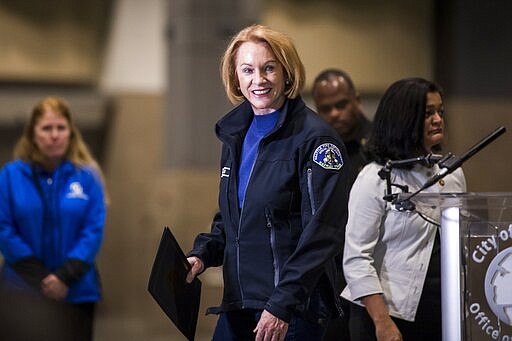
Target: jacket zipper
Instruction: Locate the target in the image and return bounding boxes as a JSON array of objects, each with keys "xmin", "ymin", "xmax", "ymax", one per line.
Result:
[
  {"xmin": 236, "ymin": 142, "xmax": 264, "ymax": 305},
  {"xmin": 265, "ymin": 208, "xmax": 280, "ymax": 287},
  {"xmin": 235, "ymin": 234, "xmax": 244, "ymax": 306},
  {"xmin": 307, "ymin": 167, "xmax": 316, "ymax": 215},
  {"xmin": 237, "ymin": 200, "xmax": 246, "ymax": 305}
]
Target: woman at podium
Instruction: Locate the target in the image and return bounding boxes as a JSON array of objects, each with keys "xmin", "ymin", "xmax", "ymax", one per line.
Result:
[{"xmin": 341, "ymin": 78, "xmax": 467, "ymax": 341}]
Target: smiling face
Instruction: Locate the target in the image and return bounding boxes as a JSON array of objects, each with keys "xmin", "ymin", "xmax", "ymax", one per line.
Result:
[
  {"xmin": 235, "ymin": 41, "xmax": 286, "ymax": 115},
  {"xmin": 33, "ymin": 107, "xmax": 71, "ymax": 169},
  {"xmin": 423, "ymin": 91, "xmax": 444, "ymax": 152}
]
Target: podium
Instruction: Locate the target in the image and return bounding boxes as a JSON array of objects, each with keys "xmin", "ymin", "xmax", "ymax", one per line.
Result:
[{"xmin": 412, "ymin": 192, "xmax": 512, "ymax": 341}]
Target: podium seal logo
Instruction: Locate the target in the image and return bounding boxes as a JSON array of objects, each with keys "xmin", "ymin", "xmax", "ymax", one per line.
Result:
[{"xmin": 485, "ymin": 247, "xmax": 512, "ymax": 326}]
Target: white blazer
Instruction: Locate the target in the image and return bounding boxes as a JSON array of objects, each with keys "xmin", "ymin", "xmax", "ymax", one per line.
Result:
[{"xmin": 341, "ymin": 161, "xmax": 466, "ymax": 321}]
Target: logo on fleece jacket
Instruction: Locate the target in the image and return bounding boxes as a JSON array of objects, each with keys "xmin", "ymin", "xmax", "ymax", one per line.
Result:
[
  {"xmin": 313, "ymin": 143, "xmax": 343, "ymax": 171},
  {"xmin": 66, "ymin": 182, "xmax": 89, "ymax": 200}
]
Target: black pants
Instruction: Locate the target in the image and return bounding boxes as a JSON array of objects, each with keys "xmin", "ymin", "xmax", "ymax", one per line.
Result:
[
  {"xmin": 323, "ymin": 296, "xmax": 351, "ymax": 341},
  {"xmin": 0, "ymin": 280, "xmax": 96, "ymax": 341}
]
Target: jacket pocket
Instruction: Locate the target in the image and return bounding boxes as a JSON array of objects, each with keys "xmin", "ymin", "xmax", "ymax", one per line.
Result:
[
  {"xmin": 306, "ymin": 166, "xmax": 316, "ymax": 215},
  {"xmin": 265, "ymin": 207, "xmax": 280, "ymax": 287}
]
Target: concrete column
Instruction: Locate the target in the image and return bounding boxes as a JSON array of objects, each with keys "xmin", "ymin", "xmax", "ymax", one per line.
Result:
[{"xmin": 164, "ymin": 0, "xmax": 261, "ymax": 168}]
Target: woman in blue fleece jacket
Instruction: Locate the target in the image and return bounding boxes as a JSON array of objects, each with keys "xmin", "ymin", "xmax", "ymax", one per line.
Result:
[{"xmin": 0, "ymin": 96, "xmax": 106, "ymax": 340}]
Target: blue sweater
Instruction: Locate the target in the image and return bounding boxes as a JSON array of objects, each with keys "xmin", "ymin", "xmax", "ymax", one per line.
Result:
[{"xmin": 238, "ymin": 111, "xmax": 279, "ymax": 207}]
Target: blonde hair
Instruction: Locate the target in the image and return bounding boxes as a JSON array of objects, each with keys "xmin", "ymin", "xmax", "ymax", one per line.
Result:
[
  {"xmin": 14, "ymin": 96, "xmax": 109, "ymax": 200},
  {"xmin": 221, "ymin": 24, "xmax": 305, "ymax": 104}
]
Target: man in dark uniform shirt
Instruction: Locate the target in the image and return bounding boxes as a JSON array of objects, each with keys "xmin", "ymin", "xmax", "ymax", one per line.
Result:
[
  {"xmin": 312, "ymin": 68, "xmax": 372, "ymax": 341},
  {"xmin": 313, "ymin": 69, "xmax": 372, "ymax": 187}
]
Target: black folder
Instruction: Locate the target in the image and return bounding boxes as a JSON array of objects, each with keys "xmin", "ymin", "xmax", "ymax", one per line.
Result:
[{"xmin": 148, "ymin": 226, "xmax": 201, "ymax": 341}]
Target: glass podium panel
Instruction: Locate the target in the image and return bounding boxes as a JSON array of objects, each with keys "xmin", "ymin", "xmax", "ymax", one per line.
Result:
[{"xmin": 412, "ymin": 193, "xmax": 512, "ymax": 341}]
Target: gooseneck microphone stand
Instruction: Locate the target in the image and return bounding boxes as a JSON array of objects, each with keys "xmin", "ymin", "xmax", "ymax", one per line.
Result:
[
  {"xmin": 382, "ymin": 126, "xmax": 506, "ymax": 211},
  {"xmin": 378, "ymin": 153, "xmax": 443, "ymax": 211}
]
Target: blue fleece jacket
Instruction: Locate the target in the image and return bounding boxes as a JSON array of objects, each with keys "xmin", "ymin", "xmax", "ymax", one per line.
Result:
[{"xmin": 0, "ymin": 160, "xmax": 106, "ymax": 303}]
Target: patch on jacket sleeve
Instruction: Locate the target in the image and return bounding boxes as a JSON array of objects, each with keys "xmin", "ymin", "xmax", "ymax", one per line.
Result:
[{"xmin": 312, "ymin": 143, "xmax": 344, "ymax": 170}]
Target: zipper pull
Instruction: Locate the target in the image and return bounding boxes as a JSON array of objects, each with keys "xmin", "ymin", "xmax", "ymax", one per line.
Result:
[{"xmin": 265, "ymin": 210, "xmax": 272, "ymax": 229}]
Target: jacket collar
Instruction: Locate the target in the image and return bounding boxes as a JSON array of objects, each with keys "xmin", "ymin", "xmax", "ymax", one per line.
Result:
[
  {"xmin": 215, "ymin": 96, "xmax": 306, "ymax": 141},
  {"xmin": 16, "ymin": 159, "xmax": 75, "ymax": 177}
]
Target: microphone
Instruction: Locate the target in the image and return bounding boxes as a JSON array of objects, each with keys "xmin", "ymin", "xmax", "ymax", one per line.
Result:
[
  {"xmin": 423, "ymin": 153, "xmax": 444, "ymax": 166},
  {"xmin": 392, "ymin": 126, "xmax": 506, "ymax": 210},
  {"xmin": 418, "ymin": 126, "xmax": 506, "ymax": 191},
  {"xmin": 379, "ymin": 153, "xmax": 443, "ymax": 179},
  {"xmin": 380, "ymin": 152, "xmax": 444, "ymax": 206}
]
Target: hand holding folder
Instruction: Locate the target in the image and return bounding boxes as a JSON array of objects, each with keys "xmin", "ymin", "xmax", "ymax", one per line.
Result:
[{"xmin": 148, "ymin": 227, "xmax": 201, "ymax": 341}]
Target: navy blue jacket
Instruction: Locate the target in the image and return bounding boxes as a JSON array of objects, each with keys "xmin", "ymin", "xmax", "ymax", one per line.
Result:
[{"xmin": 189, "ymin": 97, "xmax": 350, "ymax": 323}]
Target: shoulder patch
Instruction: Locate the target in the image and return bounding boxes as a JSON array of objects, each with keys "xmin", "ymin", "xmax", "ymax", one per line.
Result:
[{"xmin": 313, "ymin": 143, "xmax": 344, "ymax": 170}]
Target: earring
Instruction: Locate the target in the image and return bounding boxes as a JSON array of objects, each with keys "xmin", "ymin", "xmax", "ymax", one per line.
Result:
[{"xmin": 285, "ymin": 79, "xmax": 291, "ymax": 86}]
